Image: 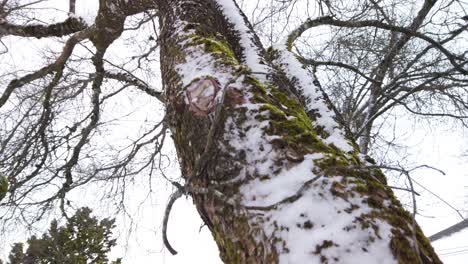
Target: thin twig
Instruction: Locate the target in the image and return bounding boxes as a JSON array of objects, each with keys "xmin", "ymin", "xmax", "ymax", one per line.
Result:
[
  {"xmin": 245, "ymin": 175, "xmax": 322, "ymax": 211},
  {"xmin": 162, "ymin": 73, "xmax": 243, "ymax": 254},
  {"xmin": 388, "ymin": 185, "xmax": 421, "ymax": 196},
  {"xmin": 406, "ymin": 173, "xmax": 423, "ymax": 264},
  {"xmin": 69, "ymin": 0, "xmax": 76, "ymax": 14},
  {"xmin": 162, "ymin": 181, "xmax": 238, "ymax": 255},
  {"xmin": 162, "ymin": 183, "xmax": 184, "ymax": 255},
  {"xmin": 188, "ymin": 72, "xmax": 243, "ymax": 185}
]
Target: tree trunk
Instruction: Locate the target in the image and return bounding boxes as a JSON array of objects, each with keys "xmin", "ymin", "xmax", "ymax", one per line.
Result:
[{"xmin": 157, "ymin": 0, "xmax": 441, "ymax": 263}]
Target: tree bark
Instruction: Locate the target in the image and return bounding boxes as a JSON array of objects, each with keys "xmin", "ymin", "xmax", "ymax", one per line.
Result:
[{"xmin": 156, "ymin": 0, "xmax": 441, "ymax": 263}]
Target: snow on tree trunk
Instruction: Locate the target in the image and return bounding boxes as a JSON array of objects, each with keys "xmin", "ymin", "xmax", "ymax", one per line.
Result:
[{"xmin": 157, "ymin": 0, "xmax": 441, "ymax": 263}]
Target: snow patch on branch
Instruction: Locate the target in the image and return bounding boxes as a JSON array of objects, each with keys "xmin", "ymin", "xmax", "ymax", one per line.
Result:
[
  {"xmin": 174, "ymin": 22, "xmax": 241, "ymax": 108},
  {"xmin": 225, "ymin": 99, "xmax": 396, "ymax": 263},
  {"xmin": 266, "ymin": 185, "xmax": 396, "ymax": 264},
  {"xmin": 223, "ymin": 103, "xmax": 274, "ymax": 173},
  {"xmin": 215, "ymin": 0, "xmax": 269, "ymax": 80},
  {"xmin": 240, "ymin": 153, "xmax": 322, "ymax": 205},
  {"xmin": 176, "ymin": 50, "xmax": 232, "ymax": 87},
  {"xmin": 274, "ymin": 45, "xmax": 354, "ymax": 152}
]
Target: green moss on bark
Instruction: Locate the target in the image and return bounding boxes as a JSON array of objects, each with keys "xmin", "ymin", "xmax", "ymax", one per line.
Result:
[
  {"xmin": 240, "ymin": 73, "xmax": 441, "ymax": 263},
  {"xmin": 169, "ymin": 18, "xmax": 440, "ymax": 264}
]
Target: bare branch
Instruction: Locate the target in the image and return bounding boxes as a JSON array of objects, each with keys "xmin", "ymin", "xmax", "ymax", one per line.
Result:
[
  {"xmin": 429, "ymin": 219, "xmax": 468, "ymax": 242},
  {"xmin": 287, "ymin": 17, "xmax": 467, "ymax": 74},
  {"xmin": 69, "ymin": 0, "xmax": 76, "ymax": 14},
  {"xmin": 103, "ymin": 71, "xmax": 164, "ymax": 102},
  {"xmin": 0, "ymin": 17, "xmax": 87, "ymax": 38}
]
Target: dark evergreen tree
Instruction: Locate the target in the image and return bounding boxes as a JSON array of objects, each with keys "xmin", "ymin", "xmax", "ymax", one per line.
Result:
[{"xmin": 5, "ymin": 208, "xmax": 121, "ymax": 264}]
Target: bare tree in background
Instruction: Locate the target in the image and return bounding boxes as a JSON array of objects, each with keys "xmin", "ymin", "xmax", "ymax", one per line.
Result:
[
  {"xmin": 281, "ymin": 0, "xmax": 468, "ymax": 155},
  {"xmin": 1, "ymin": 0, "xmax": 466, "ymax": 262},
  {"xmin": 0, "ymin": 0, "xmax": 165, "ymax": 225}
]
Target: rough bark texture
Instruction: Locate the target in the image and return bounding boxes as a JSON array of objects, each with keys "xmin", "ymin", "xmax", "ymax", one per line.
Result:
[{"xmin": 157, "ymin": 0, "xmax": 441, "ymax": 263}]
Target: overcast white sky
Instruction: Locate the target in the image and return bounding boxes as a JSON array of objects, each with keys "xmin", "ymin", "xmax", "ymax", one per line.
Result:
[{"xmin": 0, "ymin": 0, "xmax": 467, "ymax": 263}]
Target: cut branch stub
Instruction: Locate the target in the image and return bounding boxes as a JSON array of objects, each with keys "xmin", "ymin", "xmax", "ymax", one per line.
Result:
[{"xmin": 185, "ymin": 77, "xmax": 220, "ymax": 116}]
